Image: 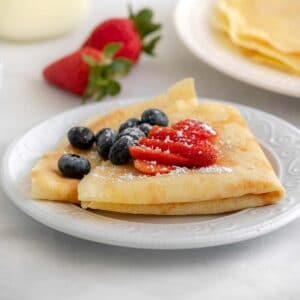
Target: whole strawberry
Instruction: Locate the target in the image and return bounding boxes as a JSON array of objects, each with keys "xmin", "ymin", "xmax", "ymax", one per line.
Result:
[
  {"xmin": 83, "ymin": 6, "xmax": 161, "ymax": 63},
  {"xmin": 43, "ymin": 44, "xmax": 132, "ymax": 101}
]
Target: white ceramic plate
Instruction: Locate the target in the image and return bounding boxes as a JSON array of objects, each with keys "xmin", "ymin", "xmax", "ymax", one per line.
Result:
[
  {"xmin": 1, "ymin": 98, "xmax": 300, "ymax": 249},
  {"xmin": 174, "ymin": 0, "xmax": 300, "ymax": 98}
]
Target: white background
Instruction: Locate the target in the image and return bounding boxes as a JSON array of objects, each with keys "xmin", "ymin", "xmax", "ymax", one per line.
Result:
[{"xmin": 1, "ymin": 0, "xmax": 300, "ymax": 299}]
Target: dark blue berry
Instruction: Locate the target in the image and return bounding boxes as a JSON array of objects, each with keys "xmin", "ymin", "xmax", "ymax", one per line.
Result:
[
  {"xmin": 138, "ymin": 123, "xmax": 152, "ymax": 135},
  {"xmin": 95, "ymin": 128, "xmax": 107, "ymax": 141},
  {"xmin": 141, "ymin": 109, "xmax": 168, "ymax": 126},
  {"xmin": 117, "ymin": 127, "xmax": 145, "ymax": 141},
  {"xmin": 58, "ymin": 154, "xmax": 90, "ymax": 179},
  {"xmin": 109, "ymin": 136, "xmax": 135, "ymax": 165},
  {"xmin": 96, "ymin": 128, "xmax": 117, "ymax": 160},
  {"xmin": 119, "ymin": 118, "xmax": 140, "ymax": 132},
  {"xmin": 68, "ymin": 126, "xmax": 95, "ymax": 149}
]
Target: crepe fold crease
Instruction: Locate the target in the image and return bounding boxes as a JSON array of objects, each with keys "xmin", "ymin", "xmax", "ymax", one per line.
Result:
[
  {"xmin": 31, "ymin": 78, "xmax": 284, "ymax": 215},
  {"xmin": 212, "ymin": 0, "xmax": 300, "ymax": 75}
]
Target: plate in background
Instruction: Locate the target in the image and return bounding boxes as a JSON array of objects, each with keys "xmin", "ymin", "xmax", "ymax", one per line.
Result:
[
  {"xmin": 1, "ymin": 98, "xmax": 300, "ymax": 249},
  {"xmin": 174, "ymin": 0, "xmax": 300, "ymax": 98}
]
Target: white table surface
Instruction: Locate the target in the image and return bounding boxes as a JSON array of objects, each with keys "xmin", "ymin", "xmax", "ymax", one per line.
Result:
[{"xmin": 1, "ymin": 0, "xmax": 300, "ymax": 299}]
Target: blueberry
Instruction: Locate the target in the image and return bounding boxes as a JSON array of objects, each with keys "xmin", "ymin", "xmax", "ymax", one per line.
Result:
[
  {"xmin": 141, "ymin": 109, "xmax": 168, "ymax": 126},
  {"xmin": 95, "ymin": 128, "xmax": 107, "ymax": 141},
  {"xmin": 68, "ymin": 126, "xmax": 95, "ymax": 149},
  {"xmin": 96, "ymin": 128, "xmax": 117, "ymax": 160},
  {"xmin": 58, "ymin": 154, "xmax": 90, "ymax": 179},
  {"xmin": 117, "ymin": 127, "xmax": 145, "ymax": 141},
  {"xmin": 109, "ymin": 136, "xmax": 135, "ymax": 165},
  {"xmin": 119, "ymin": 118, "xmax": 140, "ymax": 132},
  {"xmin": 138, "ymin": 123, "xmax": 152, "ymax": 135}
]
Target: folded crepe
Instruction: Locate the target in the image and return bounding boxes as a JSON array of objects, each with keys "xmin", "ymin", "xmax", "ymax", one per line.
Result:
[
  {"xmin": 216, "ymin": 0, "xmax": 300, "ymax": 53},
  {"xmin": 30, "ymin": 78, "xmax": 199, "ymax": 203},
  {"xmin": 212, "ymin": 0, "xmax": 300, "ymax": 74},
  {"xmin": 31, "ymin": 78, "xmax": 284, "ymax": 215}
]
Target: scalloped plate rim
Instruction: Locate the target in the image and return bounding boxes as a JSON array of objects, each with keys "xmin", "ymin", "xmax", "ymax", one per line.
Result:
[{"xmin": 1, "ymin": 97, "xmax": 300, "ymax": 249}]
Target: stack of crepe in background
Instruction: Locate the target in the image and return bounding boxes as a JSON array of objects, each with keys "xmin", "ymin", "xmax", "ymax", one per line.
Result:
[{"xmin": 211, "ymin": 0, "xmax": 300, "ymax": 75}]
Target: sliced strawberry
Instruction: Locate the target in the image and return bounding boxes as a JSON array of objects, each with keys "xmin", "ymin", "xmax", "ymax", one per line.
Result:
[
  {"xmin": 139, "ymin": 137, "xmax": 193, "ymax": 155},
  {"xmin": 130, "ymin": 146, "xmax": 216, "ymax": 167},
  {"xmin": 138, "ymin": 138, "xmax": 217, "ymax": 162},
  {"xmin": 148, "ymin": 126, "xmax": 182, "ymax": 142},
  {"xmin": 131, "ymin": 120, "xmax": 218, "ymax": 174},
  {"xmin": 138, "ymin": 138, "xmax": 217, "ymax": 166},
  {"xmin": 172, "ymin": 119, "xmax": 216, "ymax": 139},
  {"xmin": 134, "ymin": 160, "xmax": 174, "ymax": 175},
  {"xmin": 130, "ymin": 146, "xmax": 190, "ymax": 166},
  {"xmin": 148, "ymin": 125, "xmax": 214, "ymax": 145}
]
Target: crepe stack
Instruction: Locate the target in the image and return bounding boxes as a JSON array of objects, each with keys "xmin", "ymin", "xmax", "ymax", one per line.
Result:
[
  {"xmin": 31, "ymin": 78, "xmax": 284, "ymax": 215},
  {"xmin": 211, "ymin": 0, "xmax": 300, "ymax": 75}
]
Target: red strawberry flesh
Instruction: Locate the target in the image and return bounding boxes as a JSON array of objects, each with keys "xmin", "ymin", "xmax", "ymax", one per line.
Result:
[
  {"xmin": 139, "ymin": 138, "xmax": 217, "ymax": 163},
  {"xmin": 83, "ymin": 19, "xmax": 142, "ymax": 62},
  {"xmin": 172, "ymin": 119, "xmax": 216, "ymax": 140},
  {"xmin": 43, "ymin": 44, "xmax": 132, "ymax": 101},
  {"xmin": 131, "ymin": 119, "xmax": 218, "ymax": 175},
  {"xmin": 82, "ymin": 7, "xmax": 162, "ymax": 63},
  {"xmin": 134, "ymin": 160, "xmax": 174, "ymax": 175},
  {"xmin": 43, "ymin": 47, "xmax": 102, "ymax": 96},
  {"xmin": 130, "ymin": 146, "xmax": 196, "ymax": 167},
  {"xmin": 148, "ymin": 126, "xmax": 181, "ymax": 142}
]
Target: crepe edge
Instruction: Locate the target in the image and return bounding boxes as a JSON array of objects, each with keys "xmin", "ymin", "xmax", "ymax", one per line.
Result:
[{"xmin": 81, "ymin": 190, "xmax": 283, "ymax": 215}]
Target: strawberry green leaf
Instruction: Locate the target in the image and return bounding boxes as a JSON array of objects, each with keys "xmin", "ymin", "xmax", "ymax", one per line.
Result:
[
  {"xmin": 134, "ymin": 9, "xmax": 161, "ymax": 38},
  {"xmin": 128, "ymin": 4, "xmax": 134, "ymax": 19},
  {"xmin": 82, "ymin": 54, "xmax": 98, "ymax": 66},
  {"xmin": 107, "ymin": 80, "xmax": 121, "ymax": 96},
  {"xmin": 95, "ymin": 87, "xmax": 106, "ymax": 101},
  {"xmin": 142, "ymin": 36, "xmax": 161, "ymax": 56},
  {"xmin": 103, "ymin": 43, "xmax": 122, "ymax": 59},
  {"xmin": 102, "ymin": 65, "xmax": 113, "ymax": 78},
  {"xmin": 110, "ymin": 58, "xmax": 132, "ymax": 76},
  {"xmin": 136, "ymin": 9, "xmax": 153, "ymax": 23},
  {"xmin": 141, "ymin": 23, "xmax": 161, "ymax": 39},
  {"xmin": 82, "ymin": 44, "xmax": 132, "ymax": 103},
  {"xmin": 129, "ymin": 6, "xmax": 162, "ymax": 57}
]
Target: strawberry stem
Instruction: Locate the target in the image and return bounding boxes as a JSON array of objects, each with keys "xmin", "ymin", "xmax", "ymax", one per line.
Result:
[
  {"xmin": 82, "ymin": 43, "xmax": 132, "ymax": 102},
  {"xmin": 129, "ymin": 5, "xmax": 162, "ymax": 56}
]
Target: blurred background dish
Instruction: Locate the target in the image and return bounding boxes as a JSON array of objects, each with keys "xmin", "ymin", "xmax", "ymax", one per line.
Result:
[
  {"xmin": 211, "ymin": 0, "xmax": 300, "ymax": 75},
  {"xmin": 174, "ymin": 0, "xmax": 300, "ymax": 98},
  {"xmin": 0, "ymin": 0, "xmax": 88, "ymax": 41}
]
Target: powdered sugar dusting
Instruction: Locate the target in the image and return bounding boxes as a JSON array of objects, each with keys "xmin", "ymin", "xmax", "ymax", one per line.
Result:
[
  {"xmin": 92, "ymin": 165, "xmax": 232, "ymax": 182},
  {"xmin": 171, "ymin": 167, "xmax": 189, "ymax": 174},
  {"xmin": 116, "ymin": 172, "xmax": 149, "ymax": 181},
  {"xmin": 197, "ymin": 166, "xmax": 232, "ymax": 174},
  {"xmin": 171, "ymin": 166, "xmax": 232, "ymax": 175},
  {"xmin": 219, "ymin": 140, "xmax": 231, "ymax": 146},
  {"xmin": 164, "ymin": 136, "xmax": 171, "ymax": 143},
  {"xmin": 176, "ymin": 130, "xmax": 184, "ymax": 137},
  {"xmin": 117, "ymin": 173, "xmax": 136, "ymax": 181},
  {"xmin": 199, "ymin": 123, "xmax": 216, "ymax": 135}
]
